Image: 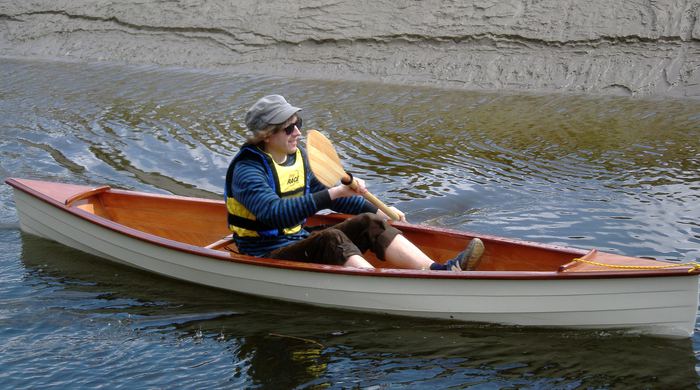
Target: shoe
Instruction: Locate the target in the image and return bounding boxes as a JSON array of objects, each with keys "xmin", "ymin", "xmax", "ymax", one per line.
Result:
[{"xmin": 443, "ymin": 238, "xmax": 485, "ymax": 271}]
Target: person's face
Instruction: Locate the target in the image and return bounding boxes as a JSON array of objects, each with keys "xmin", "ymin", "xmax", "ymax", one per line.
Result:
[{"xmin": 264, "ymin": 114, "xmax": 302, "ymax": 156}]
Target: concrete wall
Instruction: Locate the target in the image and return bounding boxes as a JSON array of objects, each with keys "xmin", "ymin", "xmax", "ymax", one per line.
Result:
[{"xmin": 1, "ymin": 0, "xmax": 699, "ymax": 98}]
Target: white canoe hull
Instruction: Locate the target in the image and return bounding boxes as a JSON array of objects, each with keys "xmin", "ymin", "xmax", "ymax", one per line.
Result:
[{"xmin": 13, "ymin": 187, "xmax": 700, "ymax": 337}]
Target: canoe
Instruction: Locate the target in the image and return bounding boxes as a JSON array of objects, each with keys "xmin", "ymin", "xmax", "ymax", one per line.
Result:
[{"xmin": 6, "ymin": 177, "xmax": 700, "ymax": 337}]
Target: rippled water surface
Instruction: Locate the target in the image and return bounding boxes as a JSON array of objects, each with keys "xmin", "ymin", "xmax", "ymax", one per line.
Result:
[{"xmin": 1, "ymin": 58, "xmax": 700, "ymax": 388}]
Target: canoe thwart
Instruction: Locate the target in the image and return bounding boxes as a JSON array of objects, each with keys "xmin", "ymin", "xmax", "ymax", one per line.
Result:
[{"xmin": 65, "ymin": 185, "xmax": 111, "ymax": 207}]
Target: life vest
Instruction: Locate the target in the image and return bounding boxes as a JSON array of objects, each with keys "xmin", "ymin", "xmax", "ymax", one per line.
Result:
[{"xmin": 225, "ymin": 145, "xmax": 309, "ymax": 238}]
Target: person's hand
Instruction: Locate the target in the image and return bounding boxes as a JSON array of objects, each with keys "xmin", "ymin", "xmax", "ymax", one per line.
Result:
[
  {"xmin": 377, "ymin": 206, "xmax": 406, "ymax": 222},
  {"xmin": 350, "ymin": 177, "xmax": 367, "ymax": 195},
  {"xmin": 329, "ymin": 177, "xmax": 367, "ymax": 199}
]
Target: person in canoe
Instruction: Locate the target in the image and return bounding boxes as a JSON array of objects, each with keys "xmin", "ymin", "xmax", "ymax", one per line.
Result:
[{"xmin": 225, "ymin": 94, "xmax": 484, "ymax": 271}]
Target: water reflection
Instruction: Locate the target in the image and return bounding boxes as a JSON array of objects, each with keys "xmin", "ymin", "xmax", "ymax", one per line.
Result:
[{"xmin": 236, "ymin": 333, "xmax": 328, "ymax": 388}]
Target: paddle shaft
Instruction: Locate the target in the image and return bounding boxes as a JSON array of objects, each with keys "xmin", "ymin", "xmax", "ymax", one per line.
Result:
[{"xmin": 341, "ymin": 174, "xmax": 400, "ymax": 221}]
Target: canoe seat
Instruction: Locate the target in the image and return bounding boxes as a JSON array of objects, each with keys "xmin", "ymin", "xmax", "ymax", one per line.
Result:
[
  {"xmin": 65, "ymin": 185, "xmax": 111, "ymax": 207},
  {"xmin": 205, "ymin": 234, "xmax": 239, "ymax": 253}
]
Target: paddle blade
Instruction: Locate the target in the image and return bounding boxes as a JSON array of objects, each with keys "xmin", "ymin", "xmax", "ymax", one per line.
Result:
[{"xmin": 306, "ymin": 129, "xmax": 347, "ymax": 187}]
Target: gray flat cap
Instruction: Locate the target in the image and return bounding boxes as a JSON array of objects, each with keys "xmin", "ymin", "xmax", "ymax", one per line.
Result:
[{"xmin": 244, "ymin": 95, "xmax": 302, "ymax": 133}]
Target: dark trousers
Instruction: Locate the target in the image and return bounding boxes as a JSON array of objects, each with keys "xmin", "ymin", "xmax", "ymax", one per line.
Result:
[{"xmin": 267, "ymin": 213, "xmax": 401, "ymax": 265}]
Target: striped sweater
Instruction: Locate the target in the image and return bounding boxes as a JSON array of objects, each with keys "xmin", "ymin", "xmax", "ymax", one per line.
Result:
[{"xmin": 227, "ymin": 146, "xmax": 377, "ymax": 256}]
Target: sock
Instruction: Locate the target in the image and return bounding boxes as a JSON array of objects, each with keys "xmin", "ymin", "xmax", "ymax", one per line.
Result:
[{"xmin": 430, "ymin": 261, "xmax": 448, "ymax": 271}]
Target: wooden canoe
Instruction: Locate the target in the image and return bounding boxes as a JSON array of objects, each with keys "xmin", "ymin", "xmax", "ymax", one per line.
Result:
[{"xmin": 6, "ymin": 177, "xmax": 700, "ymax": 337}]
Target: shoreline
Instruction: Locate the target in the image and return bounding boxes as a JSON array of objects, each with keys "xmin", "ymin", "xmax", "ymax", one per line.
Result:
[{"xmin": 1, "ymin": 1, "xmax": 699, "ymax": 99}]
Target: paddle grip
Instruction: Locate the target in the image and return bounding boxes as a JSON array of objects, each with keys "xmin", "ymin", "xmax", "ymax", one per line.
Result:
[{"xmin": 342, "ymin": 173, "xmax": 401, "ymax": 221}]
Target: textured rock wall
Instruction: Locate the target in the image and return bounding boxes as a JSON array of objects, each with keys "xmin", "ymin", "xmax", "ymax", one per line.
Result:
[{"xmin": 1, "ymin": 0, "xmax": 699, "ymax": 98}]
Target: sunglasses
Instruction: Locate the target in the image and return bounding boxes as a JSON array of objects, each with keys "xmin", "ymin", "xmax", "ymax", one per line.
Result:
[{"xmin": 281, "ymin": 117, "xmax": 302, "ymax": 135}]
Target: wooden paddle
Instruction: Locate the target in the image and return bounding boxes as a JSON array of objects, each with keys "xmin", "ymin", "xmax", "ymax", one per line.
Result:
[{"xmin": 306, "ymin": 129, "xmax": 401, "ymax": 221}]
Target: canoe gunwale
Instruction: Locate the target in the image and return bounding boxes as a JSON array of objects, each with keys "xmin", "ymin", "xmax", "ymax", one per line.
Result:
[{"xmin": 7, "ymin": 177, "xmax": 700, "ymax": 281}]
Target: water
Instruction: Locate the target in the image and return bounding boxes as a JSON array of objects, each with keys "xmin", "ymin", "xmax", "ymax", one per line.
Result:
[{"xmin": 1, "ymin": 57, "xmax": 700, "ymax": 388}]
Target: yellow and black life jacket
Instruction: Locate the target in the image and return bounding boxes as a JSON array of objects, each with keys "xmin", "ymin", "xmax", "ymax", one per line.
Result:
[{"xmin": 224, "ymin": 145, "xmax": 309, "ymax": 238}]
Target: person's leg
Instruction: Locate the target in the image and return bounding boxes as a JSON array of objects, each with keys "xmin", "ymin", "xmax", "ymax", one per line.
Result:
[
  {"xmin": 273, "ymin": 213, "xmax": 483, "ymax": 271},
  {"xmin": 385, "ymin": 235, "xmax": 485, "ymax": 271},
  {"xmin": 343, "ymin": 255, "xmax": 374, "ymax": 269},
  {"xmin": 268, "ymin": 228, "xmax": 373, "ymax": 268},
  {"xmin": 330, "ymin": 213, "xmax": 401, "ymax": 259},
  {"xmin": 332, "ymin": 213, "xmax": 432, "ymax": 268},
  {"xmin": 383, "ymin": 234, "xmax": 434, "ymax": 269},
  {"xmin": 334, "ymin": 213, "xmax": 484, "ymax": 271}
]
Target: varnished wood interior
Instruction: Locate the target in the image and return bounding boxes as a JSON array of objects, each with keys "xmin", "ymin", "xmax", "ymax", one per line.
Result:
[
  {"xmin": 76, "ymin": 191, "xmax": 231, "ymax": 248},
  {"xmin": 71, "ymin": 191, "xmax": 584, "ymax": 271}
]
